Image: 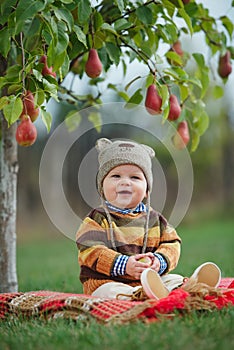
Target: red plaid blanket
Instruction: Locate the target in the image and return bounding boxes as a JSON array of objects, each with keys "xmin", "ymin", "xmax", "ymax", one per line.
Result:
[{"xmin": 0, "ymin": 278, "xmax": 233, "ymax": 324}]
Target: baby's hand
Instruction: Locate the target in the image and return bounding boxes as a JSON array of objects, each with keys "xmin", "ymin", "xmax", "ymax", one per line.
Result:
[
  {"xmin": 126, "ymin": 253, "xmax": 155, "ymax": 279},
  {"xmin": 150, "ymin": 256, "xmax": 160, "ymax": 273}
]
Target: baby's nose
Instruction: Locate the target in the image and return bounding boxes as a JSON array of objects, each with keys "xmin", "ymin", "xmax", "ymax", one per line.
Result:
[{"xmin": 119, "ymin": 177, "xmax": 131, "ymax": 185}]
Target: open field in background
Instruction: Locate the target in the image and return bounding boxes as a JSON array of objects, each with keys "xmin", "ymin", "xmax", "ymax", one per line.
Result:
[{"xmin": 0, "ymin": 217, "xmax": 233, "ymax": 350}]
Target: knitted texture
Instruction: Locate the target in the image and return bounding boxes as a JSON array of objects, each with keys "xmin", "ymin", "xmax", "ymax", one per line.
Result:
[
  {"xmin": 76, "ymin": 207, "xmax": 181, "ymax": 295},
  {"xmin": 96, "ymin": 138, "xmax": 155, "ymax": 194}
]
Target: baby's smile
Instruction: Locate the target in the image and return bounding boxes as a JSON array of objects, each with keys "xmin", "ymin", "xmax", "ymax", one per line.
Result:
[{"xmin": 117, "ymin": 190, "xmax": 132, "ymax": 194}]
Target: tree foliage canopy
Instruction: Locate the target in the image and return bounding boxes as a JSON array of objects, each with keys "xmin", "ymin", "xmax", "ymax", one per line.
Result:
[{"xmin": 0, "ymin": 0, "xmax": 233, "ymax": 150}]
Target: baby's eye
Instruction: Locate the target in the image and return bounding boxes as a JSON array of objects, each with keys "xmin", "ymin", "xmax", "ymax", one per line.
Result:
[
  {"xmin": 111, "ymin": 174, "xmax": 120, "ymax": 178},
  {"xmin": 131, "ymin": 176, "xmax": 140, "ymax": 179}
]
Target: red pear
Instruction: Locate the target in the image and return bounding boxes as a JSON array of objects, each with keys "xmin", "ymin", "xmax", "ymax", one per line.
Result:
[
  {"xmin": 173, "ymin": 121, "xmax": 190, "ymax": 149},
  {"xmin": 145, "ymin": 84, "xmax": 162, "ymax": 115},
  {"xmin": 21, "ymin": 90, "xmax": 39, "ymax": 122},
  {"xmin": 167, "ymin": 40, "xmax": 184, "ymax": 66},
  {"xmin": 218, "ymin": 51, "xmax": 232, "ymax": 78},
  {"xmin": 172, "ymin": 41, "xmax": 183, "ymax": 56},
  {"xmin": 40, "ymin": 55, "xmax": 56, "ymax": 78},
  {"xmin": 16, "ymin": 115, "xmax": 37, "ymax": 147},
  {"xmin": 85, "ymin": 49, "xmax": 102, "ymax": 78},
  {"xmin": 168, "ymin": 94, "xmax": 181, "ymax": 121},
  {"xmin": 182, "ymin": 0, "xmax": 190, "ymax": 4}
]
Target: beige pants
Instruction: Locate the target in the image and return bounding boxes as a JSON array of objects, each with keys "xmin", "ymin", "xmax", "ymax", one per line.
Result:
[{"xmin": 92, "ymin": 273, "xmax": 184, "ymax": 300}]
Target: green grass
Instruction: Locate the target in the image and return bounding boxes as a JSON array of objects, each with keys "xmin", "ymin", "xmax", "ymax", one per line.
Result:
[{"xmin": 0, "ymin": 218, "xmax": 234, "ymax": 350}]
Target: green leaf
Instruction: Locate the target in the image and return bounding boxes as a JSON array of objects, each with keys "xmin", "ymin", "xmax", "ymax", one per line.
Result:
[
  {"xmin": 125, "ymin": 89, "xmax": 143, "ymax": 108},
  {"xmin": 0, "ymin": 0, "xmax": 18, "ymax": 25},
  {"xmin": 166, "ymin": 0, "xmax": 184, "ymax": 8},
  {"xmin": 220, "ymin": 15, "xmax": 234, "ymax": 39},
  {"xmin": 106, "ymin": 42, "xmax": 121, "ymax": 65},
  {"xmin": 65, "ymin": 110, "xmax": 82, "ymax": 132},
  {"xmin": 166, "ymin": 51, "xmax": 183, "ymax": 66},
  {"xmin": 178, "ymin": 8, "xmax": 193, "ymax": 35},
  {"xmin": 133, "ymin": 31, "xmax": 143, "ymax": 47},
  {"xmin": 8, "ymin": 84, "xmax": 22, "ymax": 94},
  {"xmin": 199, "ymin": 68, "xmax": 209, "ymax": 98},
  {"xmin": 191, "ymin": 99, "xmax": 209, "ymax": 137},
  {"xmin": 163, "ymin": 0, "xmax": 177, "ymax": 17},
  {"xmin": 0, "ymin": 27, "xmax": 10, "ymax": 57},
  {"xmin": 196, "ymin": 110, "xmax": 209, "ymax": 136},
  {"xmin": 32, "ymin": 69, "xmax": 43, "ymax": 82},
  {"xmin": 107, "ymin": 83, "xmax": 117, "ymax": 91},
  {"xmin": 73, "ymin": 25, "xmax": 87, "ymax": 48},
  {"xmin": 140, "ymin": 44, "xmax": 152, "ymax": 59},
  {"xmin": 187, "ymin": 77, "xmax": 202, "ymax": 89},
  {"xmin": 93, "ymin": 30, "xmax": 106, "ymax": 49},
  {"xmin": 93, "ymin": 11, "xmax": 104, "ymax": 31},
  {"xmin": 114, "ymin": 19, "xmax": 132, "ymax": 31},
  {"xmin": 190, "ymin": 130, "xmax": 200, "ymax": 152},
  {"xmin": 162, "ymin": 104, "xmax": 170, "ymax": 120},
  {"xmin": 122, "ymin": 59, "xmax": 127, "ymax": 76},
  {"xmin": 42, "ymin": 79, "xmax": 58, "ymax": 100},
  {"xmin": 114, "ymin": 0, "xmax": 124, "ymax": 12},
  {"xmin": 101, "ymin": 23, "xmax": 117, "ymax": 35},
  {"xmin": 192, "ymin": 53, "xmax": 209, "ymax": 97},
  {"xmin": 125, "ymin": 76, "xmax": 142, "ymax": 91},
  {"xmin": 118, "ymin": 91, "xmax": 129, "ymax": 102},
  {"xmin": 5, "ymin": 65, "xmax": 22, "ymax": 82},
  {"xmin": 3, "ymin": 96, "xmax": 23, "ymax": 125},
  {"xmin": 145, "ymin": 74, "xmax": 154, "ymax": 88},
  {"xmin": 35, "ymin": 89, "xmax": 45, "ymax": 106},
  {"xmin": 212, "ymin": 85, "xmax": 224, "ymax": 99},
  {"xmin": 60, "ymin": 0, "xmax": 74, "ymax": 3},
  {"xmin": 15, "ymin": 0, "xmax": 45, "ymax": 23},
  {"xmin": 0, "ymin": 96, "xmax": 9, "ymax": 110},
  {"xmin": 179, "ymin": 84, "xmax": 189, "ymax": 102},
  {"xmin": 160, "ymin": 84, "xmax": 170, "ymax": 112},
  {"xmin": 158, "ymin": 84, "xmax": 169, "ymax": 120},
  {"xmin": 0, "ymin": 77, "xmax": 7, "ymax": 90},
  {"xmin": 136, "ymin": 6, "xmax": 153, "ymax": 25},
  {"xmin": 88, "ymin": 111, "xmax": 102, "ymax": 133},
  {"xmin": 164, "ymin": 67, "xmax": 188, "ymax": 80},
  {"xmin": 56, "ymin": 22, "xmax": 69, "ymax": 55},
  {"xmin": 52, "ymin": 50, "xmax": 66, "ymax": 71},
  {"xmin": 60, "ymin": 52, "xmax": 70, "ymax": 77},
  {"xmin": 54, "ymin": 8, "xmax": 74, "ymax": 32},
  {"xmin": 41, "ymin": 109, "xmax": 52, "ymax": 132},
  {"xmin": 77, "ymin": 0, "xmax": 91, "ymax": 24}
]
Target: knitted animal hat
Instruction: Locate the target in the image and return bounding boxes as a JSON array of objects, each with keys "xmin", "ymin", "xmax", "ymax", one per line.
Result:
[{"xmin": 96, "ymin": 138, "xmax": 155, "ymax": 195}]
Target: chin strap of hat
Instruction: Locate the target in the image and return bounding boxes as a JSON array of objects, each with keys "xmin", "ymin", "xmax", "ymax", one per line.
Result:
[
  {"xmin": 142, "ymin": 191, "xmax": 150, "ymax": 254},
  {"xmin": 101, "ymin": 197, "xmax": 117, "ymax": 251}
]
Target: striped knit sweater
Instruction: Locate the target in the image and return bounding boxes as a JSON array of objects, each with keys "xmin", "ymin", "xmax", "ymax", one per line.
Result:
[{"xmin": 76, "ymin": 207, "xmax": 181, "ymax": 295}]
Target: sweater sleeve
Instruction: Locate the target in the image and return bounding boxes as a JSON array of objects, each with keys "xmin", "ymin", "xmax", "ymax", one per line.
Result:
[
  {"xmin": 76, "ymin": 214, "xmax": 120, "ymax": 277},
  {"xmin": 111, "ymin": 255, "xmax": 129, "ymax": 276},
  {"xmin": 155, "ymin": 215, "xmax": 181, "ymax": 273},
  {"xmin": 153, "ymin": 253, "xmax": 168, "ymax": 275}
]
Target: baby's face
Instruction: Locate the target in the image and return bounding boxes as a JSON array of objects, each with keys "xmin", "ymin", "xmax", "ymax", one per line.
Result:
[{"xmin": 102, "ymin": 164, "xmax": 147, "ymax": 209}]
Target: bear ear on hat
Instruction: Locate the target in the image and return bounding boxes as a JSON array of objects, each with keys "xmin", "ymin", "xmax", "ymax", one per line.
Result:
[
  {"xmin": 141, "ymin": 144, "xmax": 155, "ymax": 159},
  {"xmin": 96, "ymin": 138, "xmax": 112, "ymax": 152}
]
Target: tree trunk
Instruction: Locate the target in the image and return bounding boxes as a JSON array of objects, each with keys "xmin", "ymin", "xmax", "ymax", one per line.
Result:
[{"xmin": 0, "ymin": 114, "xmax": 18, "ymax": 292}]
